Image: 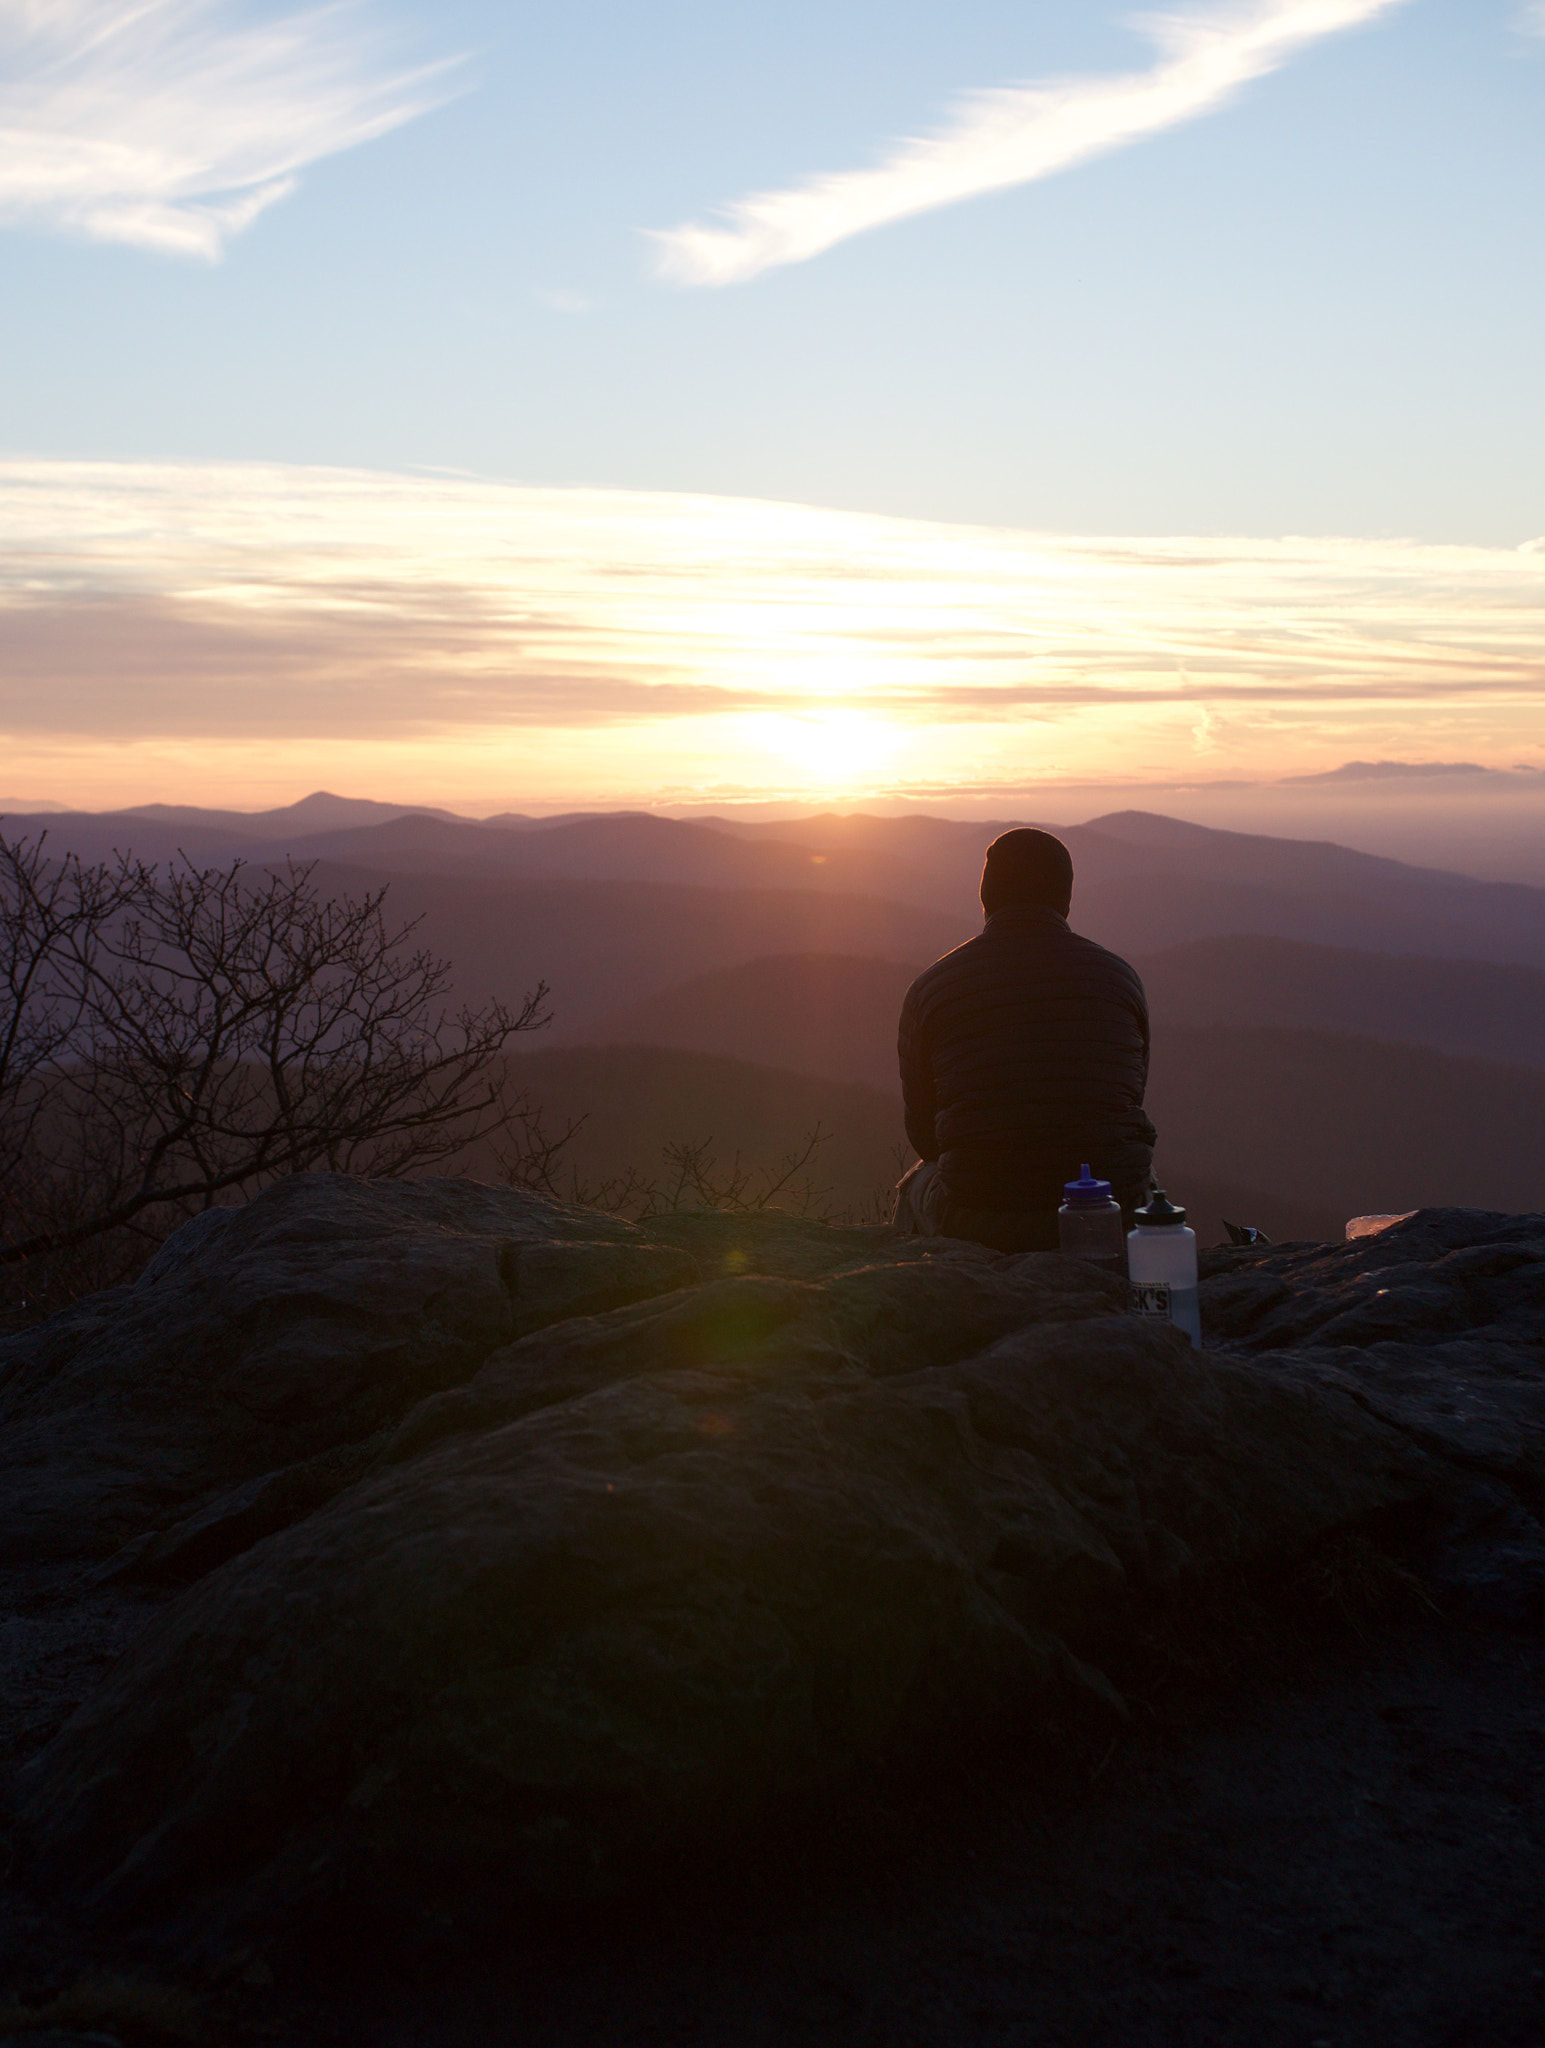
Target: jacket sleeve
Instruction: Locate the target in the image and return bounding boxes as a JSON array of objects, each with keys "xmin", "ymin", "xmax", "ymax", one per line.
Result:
[
  {"xmin": 1129, "ymin": 968, "xmax": 1152, "ymax": 1098},
  {"xmin": 897, "ymin": 981, "xmax": 939, "ymax": 1161}
]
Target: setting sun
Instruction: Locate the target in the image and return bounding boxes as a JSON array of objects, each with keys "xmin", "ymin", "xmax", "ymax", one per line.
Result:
[
  {"xmin": 4, "ymin": 463, "xmax": 1540, "ymax": 815},
  {"xmin": 747, "ymin": 708, "xmax": 903, "ymax": 787}
]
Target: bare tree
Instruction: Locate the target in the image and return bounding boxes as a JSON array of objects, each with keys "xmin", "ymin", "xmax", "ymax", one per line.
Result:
[{"xmin": 0, "ymin": 831, "xmax": 554, "ymax": 1294}]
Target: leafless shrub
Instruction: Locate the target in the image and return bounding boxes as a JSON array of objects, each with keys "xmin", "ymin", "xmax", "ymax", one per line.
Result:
[
  {"xmin": 848, "ymin": 1139, "xmax": 914, "ymax": 1228},
  {"xmin": 488, "ymin": 1092, "xmax": 590, "ymax": 1197},
  {"xmin": 524, "ymin": 1123, "xmax": 836, "ymax": 1223},
  {"xmin": 1, "ymin": 829, "xmax": 556, "ymax": 1320}
]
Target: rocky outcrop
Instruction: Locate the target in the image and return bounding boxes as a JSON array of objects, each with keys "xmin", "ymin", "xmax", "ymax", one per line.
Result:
[
  {"xmin": 5, "ymin": 1181, "xmax": 1544, "ymax": 1942},
  {"xmin": 1200, "ymin": 1210, "xmax": 1545, "ymax": 1504},
  {"xmin": 1198, "ymin": 1210, "xmax": 1545, "ymax": 1618},
  {"xmin": 0, "ymin": 1177, "xmax": 699, "ymax": 1561}
]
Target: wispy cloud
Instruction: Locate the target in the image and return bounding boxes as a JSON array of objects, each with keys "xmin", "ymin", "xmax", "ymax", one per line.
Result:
[
  {"xmin": 653, "ymin": 0, "xmax": 1410, "ymax": 286},
  {"xmin": 1, "ymin": 460, "xmax": 1541, "ymax": 804},
  {"xmin": 2, "ymin": 457, "xmax": 1542, "ymax": 731},
  {"xmin": 0, "ymin": 0, "xmax": 462, "ymax": 258}
]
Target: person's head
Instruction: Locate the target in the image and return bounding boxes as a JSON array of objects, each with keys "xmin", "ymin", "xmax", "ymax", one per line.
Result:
[{"xmin": 980, "ymin": 828, "xmax": 1074, "ymax": 919}]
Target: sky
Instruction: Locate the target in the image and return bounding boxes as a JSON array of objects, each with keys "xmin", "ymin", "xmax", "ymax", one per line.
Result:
[{"xmin": 1, "ymin": 0, "xmax": 1542, "ymax": 819}]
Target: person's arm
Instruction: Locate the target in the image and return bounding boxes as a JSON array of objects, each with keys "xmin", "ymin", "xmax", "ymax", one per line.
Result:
[
  {"xmin": 898, "ymin": 982, "xmax": 940, "ymax": 1160},
  {"xmin": 1130, "ymin": 970, "xmax": 1151, "ymax": 1097}
]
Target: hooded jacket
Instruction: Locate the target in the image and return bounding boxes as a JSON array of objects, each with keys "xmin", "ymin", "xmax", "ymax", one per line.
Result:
[{"xmin": 897, "ymin": 903, "xmax": 1155, "ymax": 1215}]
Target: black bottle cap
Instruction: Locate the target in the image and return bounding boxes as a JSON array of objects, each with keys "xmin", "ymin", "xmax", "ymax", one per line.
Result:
[{"xmin": 1135, "ymin": 1188, "xmax": 1187, "ymax": 1227}]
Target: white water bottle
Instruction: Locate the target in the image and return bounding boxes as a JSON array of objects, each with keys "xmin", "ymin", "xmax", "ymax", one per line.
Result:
[{"xmin": 1127, "ymin": 1189, "xmax": 1201, "ymax": 1345}]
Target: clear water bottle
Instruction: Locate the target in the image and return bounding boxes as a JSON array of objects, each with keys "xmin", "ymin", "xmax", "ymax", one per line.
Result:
[
  {"xmin": 1058, "ymin": 1163, "xmax": 1127, "ymax": 1274},
  {"xmin": 1127, "ymin": 1189, "xmax": 1201, "ymax": 1345}
]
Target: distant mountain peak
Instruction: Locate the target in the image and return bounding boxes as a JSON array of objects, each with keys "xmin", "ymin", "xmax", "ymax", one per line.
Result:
[
  {"xmin": 1080, "ymin": 809, "xmax": 1221, "ymax": 839},
  {"xmin": 120, "ymin": 793, "xmax": 469, "ymax": 833},
  {"xmin": 1281, "ymin": 760, "xmax": 1505, "ymax": 785}
]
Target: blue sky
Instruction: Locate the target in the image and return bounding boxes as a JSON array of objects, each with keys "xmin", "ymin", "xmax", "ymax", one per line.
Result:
[{"xmin": 4, "ymin": 0, "xmax": 1543, "ymax": 540}]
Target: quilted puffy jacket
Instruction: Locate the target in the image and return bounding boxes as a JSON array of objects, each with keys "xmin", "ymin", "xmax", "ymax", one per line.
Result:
[{"xmin": 897, "ymin": 903, "xmax": 1155, "ymax": 1216}]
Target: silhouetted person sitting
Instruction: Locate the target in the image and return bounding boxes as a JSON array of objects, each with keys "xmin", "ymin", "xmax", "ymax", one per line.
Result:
[{"xmin": 893, "ymin": 827, "xmax": 1155, "ymax": 1253}]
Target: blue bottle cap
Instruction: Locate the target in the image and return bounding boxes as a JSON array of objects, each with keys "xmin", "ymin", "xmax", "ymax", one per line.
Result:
[{"xmin": 1062, "ymin": 1163, "xmax": 1114, "ymax": 1207}]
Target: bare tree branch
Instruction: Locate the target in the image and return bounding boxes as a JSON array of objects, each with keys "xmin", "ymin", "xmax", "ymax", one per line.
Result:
[
  {"xmin": 551, "ymin": 1124, "xmax": 834, "ymax": 1224},
  {"xmin": 0, "ymin": 832, "xmax": 556, "ymax": 1284}
]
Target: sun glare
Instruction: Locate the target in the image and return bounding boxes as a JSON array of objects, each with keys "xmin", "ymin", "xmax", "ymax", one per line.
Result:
[
  {"xmin": 749, "ymin": 709, "xmax": 901, "ymax": 787},
  {"xmin": 5, "ymin": 464, "xmax": 1543, "ymax": 809}
]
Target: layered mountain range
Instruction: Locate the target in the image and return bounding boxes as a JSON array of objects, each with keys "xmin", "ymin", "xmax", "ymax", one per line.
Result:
[{"xmin": 7, "ymin": 796, "xmax": 1543, "ymax": 1241}]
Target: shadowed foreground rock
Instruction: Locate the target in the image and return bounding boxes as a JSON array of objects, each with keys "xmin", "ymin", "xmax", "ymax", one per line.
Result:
[
  {"xmin": 5, "ymin": 1180, "xmax": 1544, "ymax": 1945},
  {"xmin": 0, "ymin": 1177, "xmax": 699, "ymax": 1563},
  {"xmin": 1200, "ymin": 1210, "xmax": 1545, "ymax": 1521}
]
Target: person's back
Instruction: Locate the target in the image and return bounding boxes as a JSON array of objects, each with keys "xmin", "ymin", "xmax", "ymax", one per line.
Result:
[{"xmin": 895, "ymin": 828, "xmax": 1154, "ymax": 1253}]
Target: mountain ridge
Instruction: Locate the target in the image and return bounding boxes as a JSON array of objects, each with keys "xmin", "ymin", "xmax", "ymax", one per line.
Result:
[{"xmin": 8, "ymin": 804, "xmax": 1545, "ymax": 969}]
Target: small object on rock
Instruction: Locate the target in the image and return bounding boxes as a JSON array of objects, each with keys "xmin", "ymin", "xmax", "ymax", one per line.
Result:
[
  {"xmin": 1221, "ymin": 1219, "xmax": 1272, "ymax": 1247},
  {"xmin": 1346, "ymin": 1213, "xmax": 1418, "ymax": 1240},
  {"xmin": 1058, "ymin": 1165, "xmax": 1127, "ymax": 1274},
  {"xmin": 1128, "ymin": 1191, "xmax": 1201, "ymax": 1345}
]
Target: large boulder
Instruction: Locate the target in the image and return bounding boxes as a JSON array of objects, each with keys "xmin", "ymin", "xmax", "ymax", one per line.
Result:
[
  {"xmin": 1200, "ymin": 1210, "xmax": 1545, "ymax": 1499},
  {"xmin": 23, "ymin": 1317, "xmax": 1431, "ymax": 1930},
  {"xmin": 4, "ymin": 1184, "xmax": 1463, "ymax": 1941},
  {"xmin": 8, "ymin": 1188, "xmax": 1545, "ymax": 1944},
  {"xmin": 0, "ymin": 1176, "xmax": 697, "ymax": 1560}
]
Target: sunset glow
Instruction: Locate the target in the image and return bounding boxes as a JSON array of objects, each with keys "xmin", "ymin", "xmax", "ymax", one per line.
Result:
[{"xmin": 0, "ymin": 460, "xmax": 1541, "ymax": 813}]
